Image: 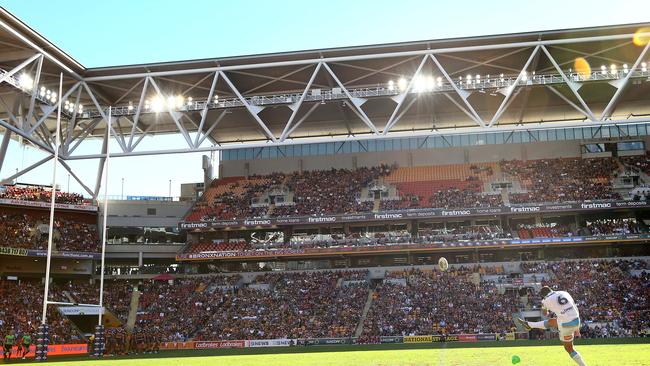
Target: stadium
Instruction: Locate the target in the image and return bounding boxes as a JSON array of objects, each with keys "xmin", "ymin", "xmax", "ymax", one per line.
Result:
[{"xmin": 0, "ymin": 3, "xmax": 649, "ymax": 365}]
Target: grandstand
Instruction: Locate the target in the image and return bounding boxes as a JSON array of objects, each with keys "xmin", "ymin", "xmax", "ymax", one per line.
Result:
[{"xmin": 0, "ymin": 5, "xmax": 648, "ymax": 364}]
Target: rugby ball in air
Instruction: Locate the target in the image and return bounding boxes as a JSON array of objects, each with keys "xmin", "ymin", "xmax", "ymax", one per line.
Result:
[{"xmin": 438, "ymin": 257, "xmax": 449, "ymax": 271}]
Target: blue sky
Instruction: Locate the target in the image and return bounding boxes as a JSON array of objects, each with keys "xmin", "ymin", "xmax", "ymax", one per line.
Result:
[{"xmin": 1, "ymin": 0, "xmax": 649, "ymax": 197}]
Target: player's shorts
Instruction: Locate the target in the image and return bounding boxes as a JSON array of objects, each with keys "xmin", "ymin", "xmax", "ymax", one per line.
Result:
[
  {"xmin": 3, "ymin": 345, "xmax": 12, "ymax": 353},
  {"xmin": 558, "ymin": 317, "xmax": 581, "ymax": 342}
]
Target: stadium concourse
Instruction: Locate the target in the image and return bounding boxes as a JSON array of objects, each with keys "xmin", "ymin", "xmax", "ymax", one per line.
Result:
[{"xmin": 1, "ymin": 8, "xmax": 650, "ymax": 363}]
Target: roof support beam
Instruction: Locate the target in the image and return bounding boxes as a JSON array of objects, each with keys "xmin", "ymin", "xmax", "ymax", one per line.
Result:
[
  {"xmin": 148, "ymin": 77, "xmax": 196, "ymax": 149},
  {"xmin": 0, "ymin": 128, "xmax": 11, "ymax": 173},
  {"xmin": 0, "ymin": 155, "xmax": 53, "ymax": 184},
  {"xmin": 25, "ymin": 54, "xmax": 44, "ymax": 126},
  {"xmin": 67, "ymin": 118, "xmax": 102, "ymax": 156},
  {"xmin": 242, "ymin": 64, "xmax": 316, "ymax": 94},
  {"xmin": 283, "ymin": 102, "xmax": 319, "ymax": 140},
  {"xmin": 323, "ymin": 63, "xmax": 379, "ymax": 134},
  {"xmin": 0, "ymin": 52, "xmax": 41, "ymax": 85},
  {"xmin": 280, "ymin": 63, "xmax": 322, "ymax": 141},
  {"xmin": 127, "ymin": 77, "xmax": 149, "ymax": 150},
  {"xmin": 27, "ymin": 81, "xmax": 80, "ymax": 135},
  {"xmin": 83, "ymin": 32, "xmax": 648, "ymax": 82},
  {"xmin": 430, "ymin": 54, "xmax": 485, "ymax": 127},
  {"xmin": 600, "ymin": 41, "xmax": 650, "ymax": 121},
  {"xmin": 541, "ymin": 45, "xmax": 597, "ymax": 122},
  {"xmin": 383, "ymin": 55, "xmax": 429, "ymax": 134},
  {"xmin": 488, "ymin": 45, "xmax": 540, "ymax": 127},
  {"xmin": 194, "ymin": 72, "xmax": 219, "ymax": 148},
  {"xmin": 219, "ymin": 71, "xmax": 277, "ymax": 142},
  {"xmin": 0, "ymin": 117, "xmax": 53, "ymax": 153},
  {"xmin": 197, "ymin": 110, "xmax": 228, "ymax": 147},
  {"xmin": 82, "ymin": 81, "xmax": 129, "ymax": 152}
]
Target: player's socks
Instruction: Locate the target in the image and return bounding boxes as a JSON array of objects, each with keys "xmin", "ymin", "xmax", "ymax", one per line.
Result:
[
  {"xmin": 570, "ymin": 350, "xmax": 587, "ymax": 366},
  {"xmin": 527, "ymin": 320, "xmax": 550, "ymax": 329}
]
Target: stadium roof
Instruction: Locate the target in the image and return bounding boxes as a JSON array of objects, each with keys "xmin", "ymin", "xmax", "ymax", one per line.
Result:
[{"xmin": 0, "ymin": 6, "xmax": 649, "ymax": 186}]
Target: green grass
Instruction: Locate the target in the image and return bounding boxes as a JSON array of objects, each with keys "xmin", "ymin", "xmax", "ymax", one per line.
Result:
[{"xmin": 9, "ymin": 341, "xmax": 650, "ymax": 366}]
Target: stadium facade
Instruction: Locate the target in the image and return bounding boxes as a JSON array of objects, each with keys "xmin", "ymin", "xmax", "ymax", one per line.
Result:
[{"xmin": 0, "ymin": 6, "xmax": 649, "ymax": 355}]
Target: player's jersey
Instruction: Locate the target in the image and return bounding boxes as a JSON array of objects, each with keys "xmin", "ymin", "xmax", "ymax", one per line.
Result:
[
  {"xmin": 22, "ymin": 335, "xmax": 31, "ymax": 345},
  {"xmin": 4, "ymin": 335, "xmax": 15, "ymax": 345},
  {"xmin": 541, "ymin": 290, "xmax": 580, "ymax": 324}
]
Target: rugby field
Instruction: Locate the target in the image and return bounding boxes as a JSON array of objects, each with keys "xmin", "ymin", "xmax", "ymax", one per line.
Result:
[{"xmin": 14, "ymin": 343, "xmax": 650, "ymax": 366}]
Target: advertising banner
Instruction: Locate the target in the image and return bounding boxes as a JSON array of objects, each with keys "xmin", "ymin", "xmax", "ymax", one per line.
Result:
[
  {"xmin": 57, "ymin": 306, "xmax": 104, "ymax": 316},
  {"xmin": 0, "ymin": 198, "xmax": 98, "ymax": 212},
  {"xmin": 180, "ymin": 199, "xmax": 650, "ymax": 230},
  {"xmin": 161, "ymin": 341, "xmax": 195, "ymax": 350},
  {"xmin": 0, "ymin": 246, "xmax": 28, "ymax": 256},
  {"xmin": 476, "ymin": 333, "xmax": 497, "ymax": 341},
  {"xmin": 505, "ymin": 333, "xmax": 516, "ymax": 341},
  {"xmin": 379, "ymin": 336, "xmax": 403, "ymax": 344},
  {"xmin": 7, "ymin": 344, "xmax": 87, "ymax": 358},
  {"xmin": 246, "ymin": 339, "xmax": 295, "ymax": 347},
  {"xmin": 194, "ymin": 340, "xmax": 245, "ymax": 349},
  {"xmin": 458, "ymin": 334, "xmax": 478, "ymax": 342},
  {"xmin": 404, "ymin": 335, "xmax": 433, "ymax": 343},
  {"xmin": 432, "ymin": 335, "xmax": 459, "ymax": 342}
]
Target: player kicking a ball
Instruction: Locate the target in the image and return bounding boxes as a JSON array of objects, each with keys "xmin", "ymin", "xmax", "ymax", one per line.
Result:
[{"xmin": 516, "ymin": 286, "xmax": 588, "ymax": 366}]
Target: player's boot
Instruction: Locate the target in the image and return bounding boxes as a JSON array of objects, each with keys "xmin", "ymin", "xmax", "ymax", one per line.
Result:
[{"xmin": 514, "ymin": 317, "xmax": 532, "ymax": 330}]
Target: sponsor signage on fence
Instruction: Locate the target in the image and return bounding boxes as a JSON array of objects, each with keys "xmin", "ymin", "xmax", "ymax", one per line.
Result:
[
  {"xmin": 161, "ymin": 341, "xmax": 195, "ymax": 350},
  {"xmin": 476, "ymin": 334, "xmax": 497, "ymax": 341},
  {"xmin": 194, "ymin": 340, "xmax": 245, "ymax": 349},
  {"xmin": 7, "ymin": 344, "xmax": 87, "ymax": 358},
  {"xmin": 404, "ymin": 335, "xmax": 433, "ymax": 343},
  {"xmin": 176, "ymin": 234, "xmax": 649, "ymax": 261},
  {"xmin": 0, "ymin": 198, "xmax": 98, "ymax": 212},
  {"xmin": 458, "ymin": 334, "xmax": 478, "ymax": 342},
  {"xmin": 432, "ymin": 335, "xmax": 459, "ymax": 342},
  {"xmin": 379, "ymin": 336, "xmax": 403, "ymax": 344},
  {"xmin": 0, "ymin": 246, "xmax": 101, "ymax": 259},
  {"xmin": 247, "ymin": 339, "xmax": 295, "ymax": 347},
  {"xmin": 179, "ymin": 199, "xmax": 650, "ymax": 230},
  {"xmin": 0, "ymin": 246, "xmax": 28, "ymax": 256}
]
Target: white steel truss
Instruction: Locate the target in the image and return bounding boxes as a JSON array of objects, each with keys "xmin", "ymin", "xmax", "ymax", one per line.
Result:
[{"xmin": 0, "ymin": 26, "xmax": 648, "ymax": 187}]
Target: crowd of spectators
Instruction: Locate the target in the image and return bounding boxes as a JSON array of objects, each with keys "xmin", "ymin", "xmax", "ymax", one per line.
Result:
[
  {"xmin": 501, "ymin": 158, "xmax": 620, "ymax": 204},
  {"xmin": 136, "ymin": 277, "xmax": 231, "ymax": 342},
  {"xmin": 273, "ymin": 166, "xmax": 391, "ymax": 217},
  {"xmin": 0, "ymin": 185, "xmax": 86, "ymax": 205},
  {"xmin": 363, "ymin": 268, "xmax": 518, "ymax": 337},
  {"xmin": 520, "ymin": 259, "xmax": 649, "ymax": 337},
  {"xmin": 195, "ymin": 271, "xmax": 368, "ymax": 340},
  {"xmin": 0, "ymin": 280, "xmax": 82, "ymax": 344},
  {"xmin": 187, "ymin": 166, "xmax": 392, "ymax": 221},
  {"xmin": 0, "ymin": 208, "xmax": 100, "ymax": 252},
  {"xmin": 428, "ymin": 189, "xmax": 502, "ymax": 210},
  {"xmin": 584, "ymin": 218, "xmax": 643, "ymax": 236}
]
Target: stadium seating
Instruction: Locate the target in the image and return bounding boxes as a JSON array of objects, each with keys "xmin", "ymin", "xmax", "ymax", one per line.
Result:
[
  {"xmin": 0, "ymin": 185, "xmax": 86, "ymax": 205},
  {"xmin": 521, "ymin": 259, "xmax": 649, "ymax": 337},
  {"xmin": 362, "ymin": 268, "xmax": 518, "ymax": 337},
  {"xmin": 0, "ymin": 280, "xmax": 82, "ymax": 344},
  {"xmin": 501, "ymin": 158, "xmax": 620, "ymax": 204},
  {"xmin": 185, "ymin": 156, "xmax": 637, "ymax": 222},
  {"xmin": 0, "ymin": 206, "xmax": 100, "ymax": 252},
  {"xmin": 194, "ymin": 271, "xmax": 368, "ymax": 340}
]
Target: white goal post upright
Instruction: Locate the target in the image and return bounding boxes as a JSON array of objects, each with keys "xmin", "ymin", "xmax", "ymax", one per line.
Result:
[
  {"xmin": 97, "ymin": 106, "xmax": 111, "ymax": 326},
  {"xmin": 41, "ymin": 73, "xmax": 63, "ymax": 323}
]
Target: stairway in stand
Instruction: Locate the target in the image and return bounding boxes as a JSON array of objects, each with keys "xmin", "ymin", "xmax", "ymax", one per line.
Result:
[{"xmin": 354, "ymin": 289, "xmax": 375, "ymax": 338}]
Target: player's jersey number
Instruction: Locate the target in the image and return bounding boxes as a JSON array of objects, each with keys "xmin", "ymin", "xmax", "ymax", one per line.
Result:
[{"xmin": 557, "ymin": 295, "xmax": 568, "ymax": 305}]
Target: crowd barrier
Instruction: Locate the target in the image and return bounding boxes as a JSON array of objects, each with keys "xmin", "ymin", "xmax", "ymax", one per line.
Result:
[
  {"xmin": 5, "ymin": 344, "xmax": 87, "ymax": 358},
  {"xmin": 174, "ymin": 333, "xmax": 530, "ymax": 350}
]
